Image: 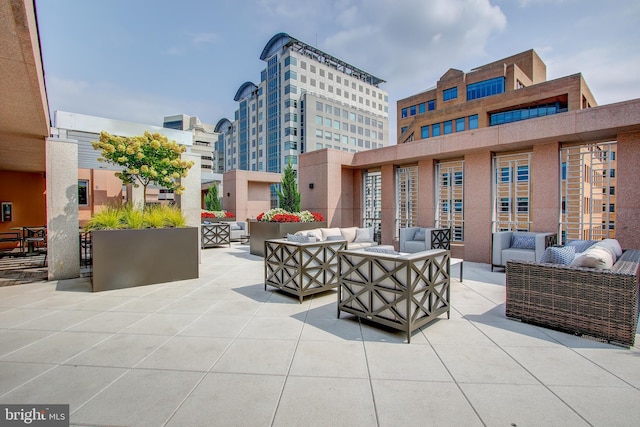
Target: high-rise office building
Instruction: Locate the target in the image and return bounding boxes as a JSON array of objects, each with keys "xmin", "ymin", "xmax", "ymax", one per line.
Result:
[{"xmin": 221, "ymin": 32, "xmax": 389, "ymax": 174}]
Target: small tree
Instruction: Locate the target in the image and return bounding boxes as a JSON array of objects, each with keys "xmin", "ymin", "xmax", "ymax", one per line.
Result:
[
  {"xmin": 204, "ymin": 182, "xmax": 222, "ymax": 211},
  {"xmin": 92, "ymin": 131, "xmax": 194, "ymax": 209},
  {"xmin": 276, "ymin": 162, "xmax": 301, "ymax": 212}
]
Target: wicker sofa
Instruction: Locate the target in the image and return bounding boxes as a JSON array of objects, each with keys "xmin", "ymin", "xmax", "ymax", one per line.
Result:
[{"xmin": 506, "ymin": 248, "xmax": 640, "ymax": 347}]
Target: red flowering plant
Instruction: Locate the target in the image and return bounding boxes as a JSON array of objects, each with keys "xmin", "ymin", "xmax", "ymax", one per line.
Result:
[
  {"xmin": 201, "ymin": 210, "xmax": 235, "ymax": 219},
  {"xmin": 256, "ymin": 208, "xmax": 324, "ymax": 223}
]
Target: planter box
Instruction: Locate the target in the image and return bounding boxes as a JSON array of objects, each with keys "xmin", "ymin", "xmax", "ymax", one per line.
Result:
[
  {"xmin": 249, "ymin": 221, "xmax": 326, "ymax": 257},
  {"xmin": 91, "ymin": 227, "xmax": 199, "ymax": 292}
]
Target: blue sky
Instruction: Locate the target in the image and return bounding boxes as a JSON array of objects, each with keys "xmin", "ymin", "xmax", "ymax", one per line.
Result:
[{"xmin": 36, "ymin": 0, "xmax": 640, "ymax": 144}]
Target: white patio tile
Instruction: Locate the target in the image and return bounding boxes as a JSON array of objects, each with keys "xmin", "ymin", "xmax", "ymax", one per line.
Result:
[
  {"xmin": 0, "ymin": 361, "xmax": 55, "ymax": 396},
  {"xmin": 70, "ymin": 369, "xmax": 202, "ymax": 426},
  {"xmin": 431, "ymin": 344, "xmax": 538, "ymax": 384},
  {"xmin": 549, "ymin": 385, "xmax": 640, "ymax": 427},
  {"xmin": 504, "ymin": 346, "xmax": 631, "ymax": 387},
  {"xmin": 13, "ymin": 309, "xmax": 100, "ymax": 331},
  {"xmin": 0, "ymin": 329, "xmax": 55, "ymax": 357},
  {"xmin": 461, "ymin": 383, "xmax": 589, "ymax": 426},
  {"xmin": 66, "ymin": 311, "xmax": 149, "ymax": 333},
  {"xmin": 373, "ymin": 379, "xmax": 482, "ymax": 426},
  {"xmin": 1, "ymin": 331, "xmax": 111, "ymax": 364},
  {"xmin": 273, "ymin": 376, "xmax": 376, "ymax": 427},
  {"xmin": 573, "ymin": 347, "xmax": 640, "ymax": 388},
  {"xmin": 211, "ymin": 338, "xmax": 297, "ymax": 375},
  {"xmin": 166, "ymin": 372, "xmax": 285, "ymax": 427},
  {"xmin": 365, "ymin": 341, "xmax": 452, "ymax": 381},
  {"xmin": 137, "ymin": 336, "xmax": 232, "ymax": 371},
  {"xmin": 120, "ymin": 312, "xmax": 200, "ymax": 336},
  {"xmin": 237, "ymin": 315, "xmax": 304, "ymax": 340},
  {"xmin": 64, "ymin": 333, "xmax": 168, "ymax": 368},
  {"xmin": 178, "ymin": 314, "xmax": 252, "ymax": 338},
  {"xmin": 289, "ymin": 340, "xmax": 368, "ymax": 378},
  {"xmin": 1, "ymin": 365, "xmax": 128, "ymax": 413}
]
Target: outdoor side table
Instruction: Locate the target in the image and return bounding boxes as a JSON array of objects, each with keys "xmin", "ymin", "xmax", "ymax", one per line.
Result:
[{"xmin": 264, "ymin": 238, "xmax": 347, "ymax": 303}]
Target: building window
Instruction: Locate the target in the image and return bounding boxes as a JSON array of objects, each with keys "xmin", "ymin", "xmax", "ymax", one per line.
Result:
[
  {"xmin": 517, "ymin": 165, "xmax": 529, "ymax": 182},
  {"xmin": 489, "ymin": 101, "xmax": 567, "ymax": 126},
  {"xmin": 401, "ymin": 126, "xmax": 408, "ymax": 134},
  {"xmin": 396, "ymin": 166, "xmax": 418, "ymax": 229},
  {"xmin": 468, "ymin": 114, "xmax": 478, "ymax": 129},
  {"xmin": 455, "ymin": 118, "xmax": 465, "ymax": 132},
  {"xmin": 466, "ymin": 77, "xmax": 505, "ymax": 101},
  {"xmin": 284, "ymin": 56, "xmax": 297, "ymax": 67},
  {"xmin": 500, "ymin": 197, "xmax": 510, "ymax": 213},
  {"xmin": 401, "ymin": 108, "xmax": 408, "ymax": 118},
  {"xmin": 432, "ymin": 123, "xmax": 441, "ymax": 137},
  {"xmin": 428, "ymin": 100, "xmax": 435, "ymax": 111},
  {"xmin": 421, "ymin": 125, "xmax": 429, "ymax": 139},
  {"xmin": 78, "ymin": 180, "xmax": 89, "ymax": 206},
  {"xmin": 284, "ymin": 70, "xmax": 297, "ymax": 80},
  {"xmin": 499, "ymin": 167, "xmax": 510, "ymax": 182},
  {"xmin": 443, "ymin": 87, "xmax": 458, "ymax": 101},
  {"xmin": 517, "ymin": 197, "xmax": 529, "ymax": 213},
  {"xmin": 418, "ymin": 103, "xmax": 426, "ymax": 114},
  {"xmin": 443, "ymin": 120, "xmax": 452, "ymax": 134},
  {"xmin": 610, "ymin": 186, "xmax": 615, "ymax": 195},
  {"xmin": 409, "ymin": 105, "xmax": 416, "ymax": 116},
  {"xmin": 561, "ymin": 162, "xmax": 567, "ymax": 180}
]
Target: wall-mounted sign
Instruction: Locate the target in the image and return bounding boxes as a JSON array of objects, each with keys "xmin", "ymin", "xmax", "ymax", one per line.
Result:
[{"xmin": 1, "ymin": 202, "xmax": 12, "ymax": 222}]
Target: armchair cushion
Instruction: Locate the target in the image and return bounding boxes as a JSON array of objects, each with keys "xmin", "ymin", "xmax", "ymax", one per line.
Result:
[
  {"xmin": 413, "ymin": 230, "xmax": 426, "ymax": 241},
  {"xmin": 354, "ymin": 227, "xmax": 374, "ymax": 243}
]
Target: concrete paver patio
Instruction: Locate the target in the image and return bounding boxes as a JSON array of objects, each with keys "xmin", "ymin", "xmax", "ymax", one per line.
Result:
[{"xmin": 1, "ymin": 243, "xmax": 639, "ymax": 426}]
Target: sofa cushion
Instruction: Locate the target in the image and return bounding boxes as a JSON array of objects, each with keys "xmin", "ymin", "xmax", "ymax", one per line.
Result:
[
  {"xmin": 321, "ymin": 228, "xmax": 342, "ymax": 240},
  {"xmin": 540, "ymin": 246, "xmax": 575, "ymax": 265},
  {"xmin": 354, "ymin": 227, "xmax": 374, "ymax": 242},
  {"xmin": 565, "ymin": 239, "xmax": 597, "ymax": 253},
  {"xmin": 340, "ymin": 227, "xmax": 358, "ymax": 243},
  {"xmin": 230, "ymin": 224, "xmax": 242, "ymax": 231},
  {"xmin": 413, "ymin": 230, "xmax": 426, "ymax": 241},
  {"xmin": 570, "ymin": 246, "xmax": 614, "ymax": 269},
  {"xmin": 511, "ymin": 234, "xmax": 536, "ymax": 250}
]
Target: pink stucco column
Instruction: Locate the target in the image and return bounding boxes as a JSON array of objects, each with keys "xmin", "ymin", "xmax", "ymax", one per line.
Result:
[
  {"xmin": 531, "ymin": 142, "xmax": 560, "ymax": 233},
  {"xmin": 463, "ymin": 152, "xmax": 493, "ymax": 263},
  {"xmin": 381, "ymin": 164, "xmax": 396, "ymax": 245},
  {"xmin": 418, "ymin": 159, "xmax": 435, "ymax": 227},
  {"xmin": 615, "ymin": 130, "xmax": 640, "ymax": 250}
]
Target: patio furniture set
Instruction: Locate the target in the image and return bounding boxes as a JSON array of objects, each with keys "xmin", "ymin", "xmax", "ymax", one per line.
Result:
[
  {"xmin": 264, "ymin": 227, "xmax": 454, "ymax": 342},
  {"xmin": 0, "ymin": 226, "xmax": 47, "ymax": 258}
]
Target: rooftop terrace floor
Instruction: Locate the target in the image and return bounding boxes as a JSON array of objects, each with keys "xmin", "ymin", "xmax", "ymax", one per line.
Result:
[{"xmin": 1, "ymin": 243, "xmax": 639, "ymax": 426}]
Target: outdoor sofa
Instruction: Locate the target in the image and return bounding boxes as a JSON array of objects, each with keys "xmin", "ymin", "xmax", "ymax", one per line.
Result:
[
  {"xmin": 506, "ymin": 239, "xmax": 640, "ymax": 347},
  {"xmin": 296, "ymin": 226, "xmax": 378, "ymax": 250},
  {"xmin": 399, "ymin": 227, "xmax": 451, "ymax": 253}
]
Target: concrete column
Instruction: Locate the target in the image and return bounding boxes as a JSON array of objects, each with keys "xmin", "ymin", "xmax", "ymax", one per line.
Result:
[
  {"xmin": 615, "ymin": 130, "xmax": 640, "ymax": 250},
  {"xmin": 176, "ymin": 153, "xmax": 201, "ymax": 228},
  {"xmin": 46, "ymin": 137, "xmax": 80, "ymax": 280},
  {"xmin": 463, "ymin": 152, "xmax": 493, "ymax": 263},
  {"xmin": 176, "ymin": 153, "xmax": 201, "ymax": 264}
]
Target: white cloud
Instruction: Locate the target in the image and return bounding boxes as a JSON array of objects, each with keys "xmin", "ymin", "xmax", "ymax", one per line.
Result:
[{"xmin": 191, "ymin": 32, "xmax": 218, "ymax": 45}]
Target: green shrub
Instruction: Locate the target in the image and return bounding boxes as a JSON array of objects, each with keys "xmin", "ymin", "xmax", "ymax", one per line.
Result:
[
  {"xmin": 84, "ymin": 206, "xmax": 124, "ymax": 230},
  {"xmin": 159, "ymin": 205, "xmax": 186, "ymax": 228}
]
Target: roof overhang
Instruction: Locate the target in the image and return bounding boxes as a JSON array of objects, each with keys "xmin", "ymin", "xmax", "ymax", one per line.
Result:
[{"xmin": 0, "ymin": 0, "xmax": 50, "ymax": 173}]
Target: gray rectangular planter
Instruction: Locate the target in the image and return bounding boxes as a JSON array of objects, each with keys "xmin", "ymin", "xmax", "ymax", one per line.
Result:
[
  {"xmin": 91, "ymin": 227, "xmax": 199, "ymax": 292},
  {"xmin": 249, "ymin": 221, "xmax": 327, "ymax": 256}
]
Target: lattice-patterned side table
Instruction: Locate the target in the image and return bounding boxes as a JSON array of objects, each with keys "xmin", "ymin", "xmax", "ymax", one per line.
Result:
[{"xmin": 201, "ymin": 223, "xmax": 231, "ymax": 248}]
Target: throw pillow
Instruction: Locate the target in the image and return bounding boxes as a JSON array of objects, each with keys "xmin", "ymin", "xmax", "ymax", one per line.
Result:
[
  {"xmin": 510, "ymin": 235, "xmax": 536, "ymax": 250},
  {"xmin": 565, "ymin": 239, "xmax": 597, "ymax": 253},
  {"xmin": 413, "ymin": 230, "xmax": 426, "ymax": 241},
  {"xmin": 540, "ymin": 246, "xmax": 575, "ymax": 265},
  {"xmin": 592, "ymin": 240, "xmax": 618, "ymax": 264},
  {"xmin": 287, "ymin": 233, "xmax": 308, "ymax": 243},
  {"xmin": 570, "ymin": 246, "xmax": 614, "ymax": 269},
  {"xmin": 354, "ymin": 227, "xmax": 374, "ymax": 243},
  {"xmin": 230, "ymin": 225, "xmax": 242, "ymax": 230},
  {"xmin": 340, "ymin": 227, "xmax": 358, "ymax": 243},
  {"xmin": 365, "ymin": 246, "xmax": 398, "ymax": 255}
]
